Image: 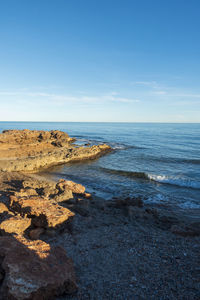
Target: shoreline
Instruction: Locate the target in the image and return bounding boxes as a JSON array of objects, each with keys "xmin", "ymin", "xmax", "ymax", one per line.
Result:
[
  {"xmin": 0, "ymin": 171, "xmax": 199, "ymax": 299},
  {"xmin": 0, "ymin": 130, "xmax": 199, "ymax": 299}
]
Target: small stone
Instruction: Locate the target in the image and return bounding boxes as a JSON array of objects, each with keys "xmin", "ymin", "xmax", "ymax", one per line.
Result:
[{"xmin": 84, "ymin": 192, "xmax": 92, "ymax": 199}]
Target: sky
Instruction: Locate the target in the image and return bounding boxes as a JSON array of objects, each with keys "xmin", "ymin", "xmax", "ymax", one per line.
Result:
[{"xmin": 0, "ymin": 0, "xmax": 200, "ymax": 122}]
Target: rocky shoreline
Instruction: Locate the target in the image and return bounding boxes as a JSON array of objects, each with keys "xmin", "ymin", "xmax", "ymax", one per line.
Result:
[
  {"xmin": 0, "ymin": 130, "xmax": 111, "ymax": 172},
  {"xmin": 0, "ymin": 130, "xmax": 199, "ymax": 299}
]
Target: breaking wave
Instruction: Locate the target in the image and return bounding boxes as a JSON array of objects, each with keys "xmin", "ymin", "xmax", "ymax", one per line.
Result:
[
  {"xmin": 109, "ymin": 143, "xmax": 145, "ymax": 150},
  {"xmin": 101, "ymin": 168, "xmax": 200, "ymax": 189},
  {"xmin": 148, "ymin": 174, "xmax": 200, "ymax": 189}
]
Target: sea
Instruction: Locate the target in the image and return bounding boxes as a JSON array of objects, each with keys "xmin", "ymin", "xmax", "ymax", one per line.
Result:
[{"xmin": 0, "ymin": 122, "xmax": 200, "ymax": 210}]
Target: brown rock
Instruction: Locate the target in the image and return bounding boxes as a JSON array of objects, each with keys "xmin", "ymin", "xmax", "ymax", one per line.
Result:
[
  {"xmin": 0, "ymin": 130, "xmax": 111, "ymax": 172},
  {"xmin": 0, "ymin": 235, "xmax": 77, "ymax": 299},
  {"xmin": 0, "ymin": 129, "xmax": 71, "ymax": 146},
  {"xmin": 57, "ymin": 179, "xmax": 85, "ymax": 194},
  {"xmin": 22, "ymin": 179, "xmax": 56, "ymax": 191},
  {"xmin": 0, "ymin": 215, "xmax": 31, "ymax": 235},
  {"xmin": 54, "ymin": 189, "xmax": 73, "ymax": 203},
  {"xmin": 10, "ymin": 195, "xmax": 74, "ymax": 229},
  {"xmin": 84, "ymin": 192, "xmax": 92, "ymax": 199},
  {"xmin": 0, "ymin": 203, "xmax": 8, "ymax": 214},
  {"xmin": 43, "ymin": 186, "xmax": 59, "ymax": 197},
  {"xmin": 14, "ymin": 187, "xmax": 38, "ymax": 197}
]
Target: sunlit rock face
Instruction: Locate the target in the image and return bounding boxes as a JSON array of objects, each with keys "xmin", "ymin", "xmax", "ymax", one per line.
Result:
[
  {"xmin": 0, "ymin": 173, "xmax": 80, "ymax": 299},
  {"xmin": 0, "ymin": 129, "xmax": 111, "ymax": 172},
  {"xmin": 0, "ymin": 130, "xmax": 112, "ymax": 299}
]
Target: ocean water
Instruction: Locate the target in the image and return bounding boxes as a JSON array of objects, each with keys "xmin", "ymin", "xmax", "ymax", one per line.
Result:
[{"xmin": 0, "ymin": 122, "xmax": 200, "ymax": 210}]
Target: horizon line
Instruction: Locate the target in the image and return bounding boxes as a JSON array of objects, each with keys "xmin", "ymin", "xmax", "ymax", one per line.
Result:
[{"xmin": 0, "ymin": 121, "xmax": 199, "ymax": 124}]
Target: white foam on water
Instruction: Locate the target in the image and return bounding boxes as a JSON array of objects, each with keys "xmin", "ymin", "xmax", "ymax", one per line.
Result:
[
  {"xmin": 147, "ymin": 174, "xmax": 200, "ymax": 189},
  {"xmin": 112, "ymin": 145, "xmax": 127, "ymax": 150}
]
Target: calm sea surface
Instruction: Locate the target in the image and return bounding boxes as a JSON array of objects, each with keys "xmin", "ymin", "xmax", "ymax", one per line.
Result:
[{"xmin": 0, "ymin": 122, "xmax": 200, "ymax": 210}]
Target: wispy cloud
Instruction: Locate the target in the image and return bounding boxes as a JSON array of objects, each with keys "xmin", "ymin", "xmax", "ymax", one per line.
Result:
[
  {"xmin": 170, "ymin": 100, "xmax": 200, "ymax": 106},
  {"xmin": 154, "ymin": 91, "xmax": 167, "ymax": 95},
  {"xmin": 131, "ymin": 80, "xmax": 161, "ymax": 89},
  {"xmin": 0, "ymin": 90, "xmax": 140, "ymax": 104},
  {"xmin": 171, "ymin": 93, "xmax": 200, "ymax": 98},
  {"xmin": 131, "ymin": 80, "xmax": 200, "ymax": 102},
  {"xmin": 131, "ymin": 80, "xmax": 168, "ymax": 95}
]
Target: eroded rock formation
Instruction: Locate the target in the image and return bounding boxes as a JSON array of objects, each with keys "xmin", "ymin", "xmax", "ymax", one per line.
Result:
[
  {"xmin": 0, "ymin": 129, "xmax": 112, "ymax": 299},
  {"xmin": 0, "ymin": 171, "xmax": 87, "ymax": 298},
  {"xmin": 0, "ymin": 129, "xmax": 111, "ymax": 172},
  {"xmin": 0, "ymin": 172, "xmax": 93, "ymax": 299}
]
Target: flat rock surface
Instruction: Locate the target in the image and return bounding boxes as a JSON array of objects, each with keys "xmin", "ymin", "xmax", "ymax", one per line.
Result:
[{"xmin": 0, "ymin": 129, "xmax": 73, "ymax": 158}]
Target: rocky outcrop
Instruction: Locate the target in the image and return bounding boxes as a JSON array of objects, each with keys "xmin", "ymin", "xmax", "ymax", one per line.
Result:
[
  {"xmin": 57, "ymin": 179, "xmax": 86, "ymax": 194},
  {"xmin": 0, "ymin": 130, "xmax": 111, "ymax": 172},
  {"xmin": 0, "ymin": 130, "xmax": 112, "ymax": 298},
  {"xmin": 0, "ymin": 172, "xmax": 82, "ymax": 299},
  {"xmin": 0, "ymin": 129, "xmax": 74, "ymax": 147},
  {"xmin": 0, "ymin": 235, "xmax": 77, "ymax": 300},
  {"xmin": 10, "ymin": 195, "xmax": 75, "ymax": 229}
]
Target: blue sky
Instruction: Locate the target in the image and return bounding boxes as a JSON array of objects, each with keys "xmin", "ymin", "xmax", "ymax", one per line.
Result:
[{"xmin": 0, "ymin": 0, "xmax": 200, "ymax": 122}]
